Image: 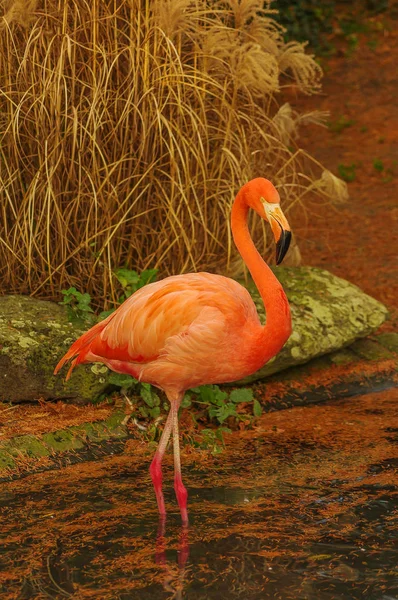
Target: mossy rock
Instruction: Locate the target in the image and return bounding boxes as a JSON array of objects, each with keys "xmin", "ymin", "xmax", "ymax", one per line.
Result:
[
  {"xmin": 0, "ymin": 295, "xmax": 109, "ymax": 403},
  {"xmin": 238, "ymin": 266, "xmax": 389, "ymax": 383}
]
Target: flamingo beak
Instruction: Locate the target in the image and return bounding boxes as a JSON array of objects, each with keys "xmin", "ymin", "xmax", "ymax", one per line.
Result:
[
  {"xmin": 276, "ymin": 228, "xmax": 292, "ymax": 265},
  {"xmin": 262, "ymin": 202, "xmax": 292, "ymax": 265}
]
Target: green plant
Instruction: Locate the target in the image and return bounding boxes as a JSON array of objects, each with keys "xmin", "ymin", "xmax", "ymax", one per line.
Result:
[
  {"xmin": 328, "ymin": 115, "xmax": 354, "ymax": 134},
  {"xmin": 382, "ymin": 175, "xmax": 393, "ymax": 184},
  {"xmin": 107, "ymin": 372, "xmax": 265, "ymax": 456},
  {"xmin": 271, "ymin": 0, "xmax": 336, "ymax": 51},
  {"xmin": 373, "ymin": 159, "xmax": 384, "ymax": 172},
  {"xmin": 345, "ymin": 33, "xmax": 359, "ymax": 56},
  {"xmin": 188, "ymin": 385, "xmax": 260, "ymax": 424},
  {"xmin": 338, "ymin": 163, "xmax": 357, "ymax": 182},
  {"xmin": 59, "ymin": 287, "xmax": 95, "ymax": 324},
  {"xmin": 199, "ymin": 428, "xmax": 231, "ymax": 455},
  {"xmin": 367, "ymin": 39, "xmax": 379, "ymax": 51},
  {"xmin": 339, "ymin": 19, "xmax": 369, "ymax": 37},
  {"xmin": 108, "ymin": 374, "xmax": 162, "ymax": 421}
]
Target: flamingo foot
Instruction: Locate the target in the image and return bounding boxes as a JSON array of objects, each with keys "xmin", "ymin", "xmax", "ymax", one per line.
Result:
[{"xmin": 174, "ymin": 474, "xmax": 188, "ymax": 525}]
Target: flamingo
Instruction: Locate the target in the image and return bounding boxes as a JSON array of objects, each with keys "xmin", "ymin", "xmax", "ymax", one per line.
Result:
[{"xmin": 54, "ymin": 178, "xmax": 292, "ymax": 523}]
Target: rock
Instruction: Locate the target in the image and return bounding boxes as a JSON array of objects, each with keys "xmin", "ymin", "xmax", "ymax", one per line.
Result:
[
  {"xmin": 239, "ymin": 266, "xmax": 389, "ymax": 383},
  {"xmin": 0, "ymin": 296, "xmax": 109, "ymax": 403}
]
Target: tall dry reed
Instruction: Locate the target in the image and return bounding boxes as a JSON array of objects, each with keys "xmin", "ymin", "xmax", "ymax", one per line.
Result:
[{"xmin": 0, "ymin": 0, "xmax": 347, "ymax": 308}]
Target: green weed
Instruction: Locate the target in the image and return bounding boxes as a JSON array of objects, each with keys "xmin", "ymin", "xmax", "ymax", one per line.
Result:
[
  {"xmin": 328, "ymin": 116, "xmax": 354, "ymax": 134},
  {"xmin": 189, "ymin": 385, "xmax": 259, "ymax": 424},
  {"xmin": 59, "ymin": 287, "xmax": 95, "ymax": 325},
  {"xmin": 199, "ymin": 428, "xmax": 231, "ymax": 455},
  {"xmin": 345, "ymin": 33, "xmax": 359, "ymax": 56},
  {"xmin": 339, "ymin": 19, "xmax": 368, "ymax": 36},
  {"xmin": 337, "ymin": 163, "xmax": 357, "ymax": 182},
  {"xmin": 109, "ymin": 374, "xmax": 261, "ymax": 451},
  {"xmin": 367, "ymin": 39, "xmax": 379, "ymax": 51},
  {"xmin": 373, "ymin": 159, "xmax": 384, "ymax": 172}
]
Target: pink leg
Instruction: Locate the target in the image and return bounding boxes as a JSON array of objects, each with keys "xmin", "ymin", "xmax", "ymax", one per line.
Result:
[
  {"xmin": 171, "ymin": 403, "xmax": 188, "ymax": 524},
  {"xmin": 149, "ymin": 409, "xmax": 174, "ymax": 517}
]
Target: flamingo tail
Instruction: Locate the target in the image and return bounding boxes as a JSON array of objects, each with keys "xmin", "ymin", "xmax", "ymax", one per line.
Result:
[{"xmin": 54, "ymin": 319, "xmax": 108, "ymax": 380}]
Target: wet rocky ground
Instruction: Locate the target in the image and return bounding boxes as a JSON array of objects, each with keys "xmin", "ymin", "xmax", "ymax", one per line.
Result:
[{"xmin": 1, "ymin": 387, "xmax": 397, "ymax": 600}]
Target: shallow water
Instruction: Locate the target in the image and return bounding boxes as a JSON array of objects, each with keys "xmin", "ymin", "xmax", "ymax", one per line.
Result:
[{"xmin": 1, "ymin": 389, "xmax": 397, "ymax": 599}]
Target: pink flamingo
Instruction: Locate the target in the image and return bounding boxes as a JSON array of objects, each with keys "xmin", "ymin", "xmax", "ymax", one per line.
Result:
[{"xmin": 54, "ymin": 178, "xmax": 292, "ymax": 523}]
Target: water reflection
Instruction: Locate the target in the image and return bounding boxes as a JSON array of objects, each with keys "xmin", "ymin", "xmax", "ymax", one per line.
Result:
[
  {"xmin": 155, "ymin": 518, "xmax": 190, "ymax": 599},
  {"xmin": 0, "ymin": 389, "xmax": 397, "ymax": 599}
]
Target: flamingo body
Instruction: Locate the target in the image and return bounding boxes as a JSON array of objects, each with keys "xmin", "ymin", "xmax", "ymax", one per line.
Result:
[
  {"xmin": 57, "ymin": 272, "xmax": 281, "ymax": 391},
  {"xmin": 55, "ymin": 178, "xmax": 292, "ymax": 523}
]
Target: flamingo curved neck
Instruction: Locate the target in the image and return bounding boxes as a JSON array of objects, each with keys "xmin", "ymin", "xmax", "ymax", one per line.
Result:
[{"xmin": 231, "ymin": 188, "xmax": 291, "ymax": 358}]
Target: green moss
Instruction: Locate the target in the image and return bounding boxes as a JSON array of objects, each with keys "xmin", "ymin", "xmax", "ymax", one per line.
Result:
[
  {"xmin": 375, "ymin": 333, "xmax": 398, "ymax": 353},
  {"xmin": 350, "ymin": 339, "xmax": 394, "ymax": 361},
  {"xmin": 42, "ymin": 430, "xmax": 85, "ymax": 451},
  {"xmin": 104, "ymin": 410, "xmax": 126, "ymax": 430},
  {"xmin": 0, "ymin": 452, "xmax": 16, "ymax": 469},
  {"xmin": 0, "ymin": 408, "xmax": 130, "ymax": 475},
  {"xmin": 330, "ymin": 349, "xmax": 358, "ymax": 365},
  {"xmin": 11, "ymin": 436, "xmax": 50, "ymax": 458}
]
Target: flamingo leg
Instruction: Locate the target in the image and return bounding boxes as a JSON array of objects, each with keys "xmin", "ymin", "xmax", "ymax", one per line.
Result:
[
  {"xmin": 171, "ymin": 400, "xmax": 188, "ymax": 524},
  {"xmin": 149, "ymin": 408, "xmax": 174, "ymax": 516}
]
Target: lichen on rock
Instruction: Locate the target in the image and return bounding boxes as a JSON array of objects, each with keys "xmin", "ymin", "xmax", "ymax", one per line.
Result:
[{"xmin": 0, "ymin": 295, "xmax": 109, "ymax": 403}]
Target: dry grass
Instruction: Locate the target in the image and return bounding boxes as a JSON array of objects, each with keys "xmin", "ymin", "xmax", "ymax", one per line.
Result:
[{"xmin": 0, "ymin": 0, "xmax": 347, "ymax": 309}]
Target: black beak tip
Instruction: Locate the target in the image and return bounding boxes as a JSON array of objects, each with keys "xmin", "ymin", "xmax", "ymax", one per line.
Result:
[{"xmin": 276, "ymin": 230, "xmax": 292, "ymax": 265}]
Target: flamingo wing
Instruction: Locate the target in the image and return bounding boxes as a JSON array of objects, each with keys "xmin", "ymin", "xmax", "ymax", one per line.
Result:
[{"xmin": 55, "ymin": 273, "xmax": 258, "ymax": 382}]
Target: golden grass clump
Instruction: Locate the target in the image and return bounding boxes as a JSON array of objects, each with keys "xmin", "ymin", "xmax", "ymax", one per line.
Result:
[{"xmin": 0, "ymin": 0, "xmax": 347, "ymax": 308}]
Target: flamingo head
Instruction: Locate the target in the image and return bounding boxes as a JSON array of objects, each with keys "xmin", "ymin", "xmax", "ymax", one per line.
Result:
[{"xmin": 244, "ymin": 178, "xmax": 292, "ymax": 265}]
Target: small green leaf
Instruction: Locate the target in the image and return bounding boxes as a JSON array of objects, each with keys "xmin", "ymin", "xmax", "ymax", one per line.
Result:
[
  {"xmin": 139, "ymin": 406, "xmax": 150, "ymax": 418},
  {"xmin": 253, "ymin": 399, "xmax": 263, "ymax": 418},
  {"xmin": 140, "ymin": 383, "xmax": 155, "ymax": 407},
  {"xmin": 138, "ymin": 269, "xmax": 158, "ymax": 288},
  {"xmin": 150, "ymin": 406, "xmax": 160, "ymax": 419},
  {"xmin": 215, "ymin": 427, "xmax": 231, "ymax": 442},
  {"xmin": 230, "ymin": 388, "xmax": 254, "ymax": 403},
  {"xmin": 109, "ymin": 373, "xmax": 137, "ymax": 389},
  {"xmin": 199, "ymin": 385, "xmax": 227, "ymax": 406},
  {"xmin": 114, "ymin": 268, "xmax": 139, "ymax": 287},
  {"xmin": 181, "ymin": 393, "xmax": 192, "ymax": 408},
  {"xmin": 212, "ymin": 403, "xmax": 237, "ymax": 424},
  {"xmin": 338, "ymin": 163, "xmax": 356, "ymax": 182}
]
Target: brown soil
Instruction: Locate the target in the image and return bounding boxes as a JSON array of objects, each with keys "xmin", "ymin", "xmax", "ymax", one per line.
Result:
[
  {"xmin": 0, "ymin": 400, "xmax": 114, "ymax": 439},
  {"xmin": 287, "ymin": 12, "xmax": 398, "ymax": 331}
]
